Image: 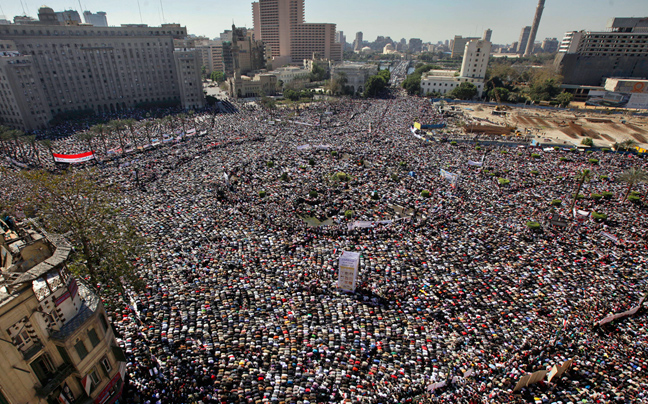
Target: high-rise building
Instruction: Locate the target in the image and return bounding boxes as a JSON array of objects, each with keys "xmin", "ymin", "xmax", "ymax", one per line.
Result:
[
  {"xmin": 541, "ymin": 38, "xmax": 558, "ymax": 53},
  {"xmin": 353, "ymin": 32, "xmax": 363, "ymax": 52},
  {"xmin": 408, "ymin": 38, "xmax": 423, "ymax": 53},
  {"xmin": 517, "ymin": 26, "xmax": 531, "ymax": 54},
  {"xmin": 336, "ymin": 31, "xmax": 346, "ymax": 47},
  {"xmin": 555, "ymin": 17, "xmax": 648, "ymax": 85},
  {"xmin": 55, "ymin": 10, "xmax": 82, "ymax": 25},
  {"xmin": 483, "ymin": 29, "xmax": 492, "ymax": 42},
  {"xmin": 82, "ymin": 11, "xmax": 108, "ymax": 27},
  {"xmin": 0, "ymin": 219, "xmax": 127, "ymax": 404},
  {"xmin": 0, "ymin": 7, "xmax": 204, "ymax": 130},
  {"xmin": 251, "ymin": 0, "xmax": 341, "ymax": 64},
  {"xmin": 450, "ymin": 35, "xmax": 480, "ymax": 58},
  {"xmin": 524, "ymin": 0, "xmax": 545, "ymax": 57}
]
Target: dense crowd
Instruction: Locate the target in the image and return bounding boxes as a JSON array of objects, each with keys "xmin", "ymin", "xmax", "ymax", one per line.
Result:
[{"xmin": 3, "ymin": 96, "xmax": 648, "ymax": 403}]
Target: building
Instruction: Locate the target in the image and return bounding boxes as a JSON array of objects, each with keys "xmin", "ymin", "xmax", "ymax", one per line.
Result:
[
  {"xmin": 450, "ymin": 36, "xmax": 480, "ymax": 58},
  {"xmin": 0, "ymin": 7, "xmax": 204, "ymax": 130},
  {"xmin": 541, "ymin": 37, "xmax": 559, "ymax": 53},
  {"xmin": 517, "ymin": 26, "xmax": 531, "ymax": 54},
  {"xmin": 408, "ymin": 38, "xmax": 423, "ymax": 53},
  {"xmin": 555, "ymin": 17, "xmax": 648, "ymax": 85},
  {"xmin": 483, "ymin": 29, "xmax": 492, "ymax": 42},
  {"xmin": 0, "ymin": 218, "xmax": 127, "ymax": 404},
  {"xmin": 330, "ymin": 62, "xmax": 377, "ymax": 95},
  {"xmin": 269, "ymin": 65, "xmax": 310, "ymax": 85},
  {"xmin": 173, "ymin": 47, "xmax": 207, "ymax": 110},
  {"xmin": 524, "ymin": 0, "xmax": 545, "ymax": 57},
  {"xmin": 0, "ymin": 40, "xmax": 52, "ymax": 130},
  {"xmin": 336, "ymin": 30, "xmax": 345, "ymax": 47},
  {"xmin": 82, "ymin": 11, "xmax": 108, "ymax": 27},
  {"xmin": 420, "ymin": 39, "xmax": 491, "ymax": 98},
  {"xmin": 228, "ymin": 73, "xmax": 277, "ymax": 98},
  {"xmin": 251, "ymin": 0, "xmax": 341, "ymax": 65},
  {"xmin": 55, "ymin": 10, "xmax": 81, "ymax": 25},
  {"xmin": 353, "ymin": 32, "xmax": 363, "ymax": 52}
]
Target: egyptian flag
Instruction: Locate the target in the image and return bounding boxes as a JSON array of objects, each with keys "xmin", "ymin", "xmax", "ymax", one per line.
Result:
[{"xmin": 53, "ymin": 151, "xmax": 95, "ymax": 164}]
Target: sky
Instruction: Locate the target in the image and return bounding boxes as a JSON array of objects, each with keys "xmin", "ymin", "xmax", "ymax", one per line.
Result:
[{"xmin": 2, "ymin": 0, "xmax": 647, "ymax": 45}]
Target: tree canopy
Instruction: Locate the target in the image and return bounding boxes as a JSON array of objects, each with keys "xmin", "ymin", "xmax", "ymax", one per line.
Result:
[
  {"xmin": 210, "ymin": 71, "xmax": 226, "ymax": 83},
  {"xmin": 449, "ymin": 82, "xmax": 478, "ymax": 100}
]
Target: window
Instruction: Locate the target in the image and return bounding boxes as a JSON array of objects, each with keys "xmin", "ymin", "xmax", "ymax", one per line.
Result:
[
  {"xmin": 75, "ymin": 339, "xmax": 89, "ymax": 360},
  {"xmin": 89, "ymin": 368, "xmax": 101, "ymax": 389},
  {"xmin": 101, "ymin": 356, "xmax": 112, "ymax": 375},
  {"xmin": 57, "ymin": 345, "xmax": 72, "ymax": 364},
  {"xmin": 88, "ymin": 328, "xmax": 100, "ymax": 348},
  {"xmin": 30, "ymin": 355, "xmax": 54, "ymax": 384}
]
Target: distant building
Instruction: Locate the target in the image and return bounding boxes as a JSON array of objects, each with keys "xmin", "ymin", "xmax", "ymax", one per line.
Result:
[
  {"xmin": 0, "ymin": 218, "xmax": 127, "ymax": 404},
  {"xmin": 408, "ymin": 38, "xmax": 423, "ymax": 53},
  {"xmin": 353, "ymin": 32, "xmax": 363, "ymax": 52},
  {"xmin": 82, "ymin": 11, "xmax": 107, "ymax": 27},
  {"xmin": 228, "ymin": 73, "xmax": 277, "ymax": 98},
  {"xmin": 420, "ymin": 39, "xmax": 491, "ymax": 98},
  {"xmin": 251, "ymin": 0, "xmax": 341, "ymax": 65},
  {"xmin": 269, "ymin": 65, "xmax": 310, "ymax": 85},
  {"xmin": 330, "ymin": 62, "xmax": 377, "ymax": 95},
  {"xmin": 450, "ymin": 35, "xmax": 480, "ymax": 58},
  {"xmin": 541, "ymin": 38, "xmax": 558, "ymax": 53},
  {"xmin": 555, "ymin": 17, "xmax": 648, "ymax": 85},
  {"xmin": 517, "ymin": 26, "xmax": 531, "ymax": 54},
  {"xmin": 336, "ymin": 30, "xmax": 346, "ymax": 47},
  {"xmin": 55, "ymin": 10, "xmax": 81, "ymax": 25},
  {"xmin": 483, "ymin": 29, "xmax": 492, "ymax": 42}
]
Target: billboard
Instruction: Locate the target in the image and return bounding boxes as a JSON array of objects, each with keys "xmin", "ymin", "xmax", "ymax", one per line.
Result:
[{"xmin": 337, "ymin": 251, "xmax": 360, "ymax": 292}]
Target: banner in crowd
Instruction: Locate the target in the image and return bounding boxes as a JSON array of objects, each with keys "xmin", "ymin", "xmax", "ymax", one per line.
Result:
[
  {"xmin": 601, "ymin": 231, "xmax": 619, "ymax": 243},
  {"xmin": 6, "ymin": 157, "xmax": 28, "ymax": 168},
  {"xmin": 573, "ymin": 209, "xmax": 590, "ymax": 222},
  {"xmin": 440, "ymin": 169, "xmax": 459, "ymax": 187},
  {"xmin": 597, "ymin": 292, "xmax": 647, "ymax": 326},
  {"xmin": 338, "ymin": 251, "xmax": 360, "ymax": 292},
  {"xmin": 467, "ymin": 160, "xmax": 482, "ymax": 167},
  {"xmin": 53, "ymin": 151, "xmax": 95, "ymax": 163}
]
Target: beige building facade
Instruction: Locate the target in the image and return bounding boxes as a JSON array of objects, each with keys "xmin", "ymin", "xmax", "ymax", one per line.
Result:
[
  {"xmin": 1, "ymin": 219, "xmax": 127, "ymax": 404},
  {"xmin": 0, "ymin": 9, "xmax": 204, "ymax": 130}
]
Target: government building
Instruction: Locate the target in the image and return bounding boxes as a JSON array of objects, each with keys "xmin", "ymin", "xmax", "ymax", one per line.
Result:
[{"xmin": 0, "ymin": 6, "xmax": 204, "ymax": 131}]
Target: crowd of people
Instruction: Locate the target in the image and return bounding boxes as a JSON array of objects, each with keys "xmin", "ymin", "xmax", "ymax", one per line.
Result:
[{"xmin": 2, "ymin": 95, "xmax": 648, "ymax": 403}]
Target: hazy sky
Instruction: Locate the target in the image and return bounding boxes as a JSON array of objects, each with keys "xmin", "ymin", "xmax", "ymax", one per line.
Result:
[{"xmin": 2, "ymin": 0, "xmax": 647, "ymax": 44}]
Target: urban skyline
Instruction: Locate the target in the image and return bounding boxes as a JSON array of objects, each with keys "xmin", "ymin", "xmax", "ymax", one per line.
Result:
[{"xmin": 2, "ymin": 0, "xmax": 647, "ymax": 46}]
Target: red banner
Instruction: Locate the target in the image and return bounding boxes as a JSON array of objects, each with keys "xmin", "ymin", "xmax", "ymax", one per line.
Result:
[{"xmin": 53, "ymin": 151, "xmax": 95, "ymax": 163}]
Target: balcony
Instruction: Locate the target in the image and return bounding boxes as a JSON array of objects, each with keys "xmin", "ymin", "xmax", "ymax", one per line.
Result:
[
  {"xmin": 21, "ymin": 341, "xmax": 44, "ymax": 361},
  {"xmin": 35, "ymin": 363, "xmax": 74, "ymax": 398}
]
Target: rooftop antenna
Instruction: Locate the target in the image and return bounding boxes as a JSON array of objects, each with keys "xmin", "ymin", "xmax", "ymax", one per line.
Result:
[
  {"xmin": 19, "ymin": 0, "xmax": 27, "ymax": 15},
  {"xmin": 137, "ymin": 0, "xmax": 143, "ymax": 23},
  {"xmin": 77, "ymin": 0, "xmax": 84, "ymax": 13},
  {"xmin": 159, "ymin": 0, "xmax": 166, "ymax": 23}
]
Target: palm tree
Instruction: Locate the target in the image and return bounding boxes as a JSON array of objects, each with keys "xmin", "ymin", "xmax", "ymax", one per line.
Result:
[
  {"xmin": 123, "ymin": 118, "xmax": 138, "ymax": 150},
  {"xmin": 177, "ymin": 113, "xmax": 187, "ymax": 136},
  {"xmin": 23, "ymin": 134, "xmax": 41, "ymax": 166},
  {"xmin": 570, "ymin": 169, "xmax": 592, "ymax": 212},
  {"xmin": 108, "ymin": 120, "xmax": 126, "ymax": 155},
  {"xmin": 0, "ymin": 126, "xmax": 14, "ymax": 157},
  {"xmin": 142, "ymin": 121, "xmax": 154, "ymax": 148},
  {"xmin": 39, "ymin": 139, "xmax": 56, "ymax": 165},
  {"xmin": 10, "ymin": 130, "xmax": 26, "ymax": 160},
  {"xmin": 619, "ymin": 139, "xmax": 638, "ymax": 152},
  {"xmin": 90, "ymin": 124, "xmax": 109, "ymax": 156},
  {"xmin": 617, "ymin": 167, "xmax": 648, "ymax": 202}
]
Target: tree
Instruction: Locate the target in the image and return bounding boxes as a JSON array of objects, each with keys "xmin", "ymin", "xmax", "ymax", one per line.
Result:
[
  {"xmin": 487, "ymin": 87, "xmax": 510, "ymax": 102},
  {"xmin": 210, "ymin": 71, "xmax": 226, "ymax": 82},
  {"xmin": 123, "ymin": 118, "xmax": 138, "ymax": 150},
  {"xmin": 528, "ymin": 78, "xmax": 561, "ymax": 102},
  {"xmin": 39, "ymin": 139, "xmax": 56, "ymax": 165},
  {"xmin": 11, "ymin": 169, "xmax": 146, "ymax": 304},
  {"xmin": 363, "ymin": 74, "xmax": 388, "ymax": 98},
  {"xmin": 556, "ymin": 92, "xmax": 573, "ymax": 108},
  {"xmin": 284, "ymin": 88, "xmax": 300, "ymax": 101},
  {"xmin": 90, "ymin": 124, "xmax": 109, "ymax": 156},
  {"xmin": 402, "ymin": 74, "xmax": 421, "ymax": 95},
  {"xmin": 326, "ymin": 72, "xmax": 349, "ymax": 96},
  {"xmin": 22, "ymin": 134, "xmax": 41, "ymax": 166},
  {"xmin": 108, "ymin": 120, "xmax": 127, "ymax": 155},
  {"xmin": 449, "ymin": 82, "xmax": 478, "ymax": 100},
  {"xmin": 581, "ymin": 137, "xmax": 593, "ymax": 146},
  {"xmin": 309, "ymin": 62, "xmax": 328, "ymax": 81},
  {"xmin": 617, "ymin": 167, "xmax": 648, "ymax": 202},
  {"xmin": 570, "ymin": 169, "xmax": 592, "ymax": 211}
]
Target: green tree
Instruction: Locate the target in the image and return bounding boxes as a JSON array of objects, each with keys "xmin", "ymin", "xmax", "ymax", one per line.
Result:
[
  {"xmin": 617, "ymin": 167, "xmax": 648, "ymax": 202},
  {"xmin": 108, "ymin": 120, "xmax": 127, "ymax": 155},
  {"xmin": 449, "ymin": 82, "xmax": 478, "ymax": 100},
  {"xmin": 14, "ymin": 170, "xmax": 146, "ymax": 303},
  {"xmin": 487, "ymin": 87, "xmax": 510, "ymax": 102},
  {"xmin": 570, "ymin": 169, "xmax": 592, "ymax": 211},
  {"xmin": 402, "ymin": 74, "xmax": 421, "ymax": 95},
  {"xmin": 363, "ymin": 74, "xmax": 388, "ymax": 98},
  {"xmin": 90, "ymin": 124, "xmax": 109, "ymax": 156},
  {"xmin": 123, "ymin": 118, "xmax": 138, "ymax": 150},
  {"xmin": 528, "ymin": 78, "xmax": 561, "ymax": 102},
  {"xmin": 309, "ymin": 62, "xmax": 328, "ymax": 81},
  {"xmin": 210, "ymin": 71, "xmax": 226, "ymax": 82},
  {"xmin": 39, "ymin": 139, "xmax": 56, "ymax": 165},
  {"xmin": 284, "ymin": 88, "xmax": 300, "ymax": 101},
  {"xmin": 581, "ymin": 137, "xmax": 593, "ymax": 146},
  {"xmin": 556, "ymin": 92, "xmax": 573, "ymax": 108}
]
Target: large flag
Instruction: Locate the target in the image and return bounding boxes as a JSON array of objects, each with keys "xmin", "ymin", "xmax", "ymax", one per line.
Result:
[
  {"xmin": 440, "ymin": 169, "xmax": 459, "ymax": 187},
  {"xmin": 53, "ymin": 151, "xmax": 95, "ymax": 163},
  {"xmin": 467, "ymin": 160, "xmax": 483, "ymax": 167}
]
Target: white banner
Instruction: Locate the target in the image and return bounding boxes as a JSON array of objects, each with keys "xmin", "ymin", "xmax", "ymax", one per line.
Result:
[
  {"xmin": 338, "ymin": 251, "xmax": 360, "ymax": 292},
  {"xmin": 467, "ymin": 160, "xmax": 482, "ymax": 167}
]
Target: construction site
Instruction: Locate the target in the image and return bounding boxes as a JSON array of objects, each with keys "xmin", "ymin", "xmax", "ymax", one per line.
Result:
[{"xmin": 456, "ymin": 103, "xmax": 648, "ymax": 150}]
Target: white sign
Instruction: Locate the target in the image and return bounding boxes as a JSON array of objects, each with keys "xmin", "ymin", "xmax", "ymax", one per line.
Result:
[{"xmin": 337, "ymin": 251, "xmax": 360, "ymax": 292}]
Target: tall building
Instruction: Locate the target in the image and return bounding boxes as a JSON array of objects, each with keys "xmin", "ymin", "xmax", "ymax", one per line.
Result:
[
  {"xmin": 251, "ymin": 0, "xmax": 341, "ymax": 64},
  {"xmin": 517, "ymin": 26, "xmax": 531, "ymax": 54},
  {"xmin": 55, "ymin": 10, "xmax": 81, "ymax": 25},
  {"xmin": 450, "ymin": 35, "xmax": 480, "ymax": 58},
  {"xmin": 408, "ymin": 38, "xmax": 423, "ymax": 53},
  {"xmin": 353, "ymin": 31, "xmax": 363, "ymax": 52},
  {"xmin": 82, "ymin": 11, "xmax": 108, "ymax": 27},
  {"xmin": 541, "ymin": 37, "xmax": 558, "ymax": 53},
  {"xmin": 0, "ymin": 218, "xmax": 127, "ymax": 404},
  {"xmin": 556, "ymin": 17, "xmax": 648, "ymax": 85},
  {"xmin": 0, "ymin": 7, "xmax": 204, "ymax": 130},
  {"xmin": 524, "ymin": 0, "xmax": 545, "ymax": 57},
  {"xmin": 421, "ymin": 39, "xmax": 491, "ymax": 98},
  {"xmin": 483, "ymin": 29, "xmax": 492, "ymax": 42},
  {"xmin": 335, "ymin": 30, "xmax": 345, "ymax": 48}
]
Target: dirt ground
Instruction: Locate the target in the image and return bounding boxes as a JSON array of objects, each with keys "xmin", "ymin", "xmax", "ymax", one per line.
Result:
[{"xmin": 455, "ymin": 103, "xmax": 648, "ymax": 148}]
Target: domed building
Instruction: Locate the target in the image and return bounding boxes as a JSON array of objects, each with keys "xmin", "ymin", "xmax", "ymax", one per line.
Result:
[
  {"xmin": 361, "ymin": 46, "xmax": 373, "ymax": 55},
  {"xmin": 383, "ymin": 43, "xmax": 396, "ymax": 54}
]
